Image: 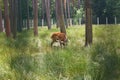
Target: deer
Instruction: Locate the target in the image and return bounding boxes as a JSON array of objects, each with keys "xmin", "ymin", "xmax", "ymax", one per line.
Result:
[{"xmin": 51, "ymin": 32, "xmax": 68, "ymax": 47}]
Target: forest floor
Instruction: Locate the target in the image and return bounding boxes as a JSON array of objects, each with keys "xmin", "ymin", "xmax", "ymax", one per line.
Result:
[{"xmin": 0, "ymin": 25, "xmax": 120, "ymax": 80}]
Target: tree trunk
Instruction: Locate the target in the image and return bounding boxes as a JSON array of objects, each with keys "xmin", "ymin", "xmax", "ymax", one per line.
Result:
[
  {"xmin": 63, "ymin": 0, "xmax": 68, "ymax": 28},
  {"xmin": 45, "ymin": 0, "xmax": 51, "ymax": 29},
  {"xmin": 9, "ymin": 0, "xmax": 18, "ymax": 38},
  {"xmin": 4, "ymin": 0, "xmax": 11, "ymax": 37},
  {"xmin": 85, "ymin": 0, "xmax": 92, "ymax": 46},
  {"xmin": 71, "ymin": 0, "xmax": 74, "ymax": 5},
  {"xmin": 17, "ymin": 0, "xmax": 22, "ymax": 32},
  {"xmin": 67, "ymin": 0, "xmax": 71, "ymax": 26},
  {"xmin": 42, "ymin": 0, "xmax": 45, "ymax": 24},
  {"xmin": 10, "ymin": 0, "xmax": 17, "ymax": 38},
  {"xmin": 55, "ymin": 0, "xmax": 60, "ymax": 28},
  {"xmin": 0, "ymin": 7, "xmax": 3, "ymax": 32},
  {"xmin": 27, "ymin": 0, "xmax": 30, "ymax": 30},
  {"xmin": 9, "ymin": 0, "xmax": 13, "ymax": 33},
  {"xmin": 56, "ymin": 0, "xmax": 66, "ymax": 34},
  {"xmin": 33, "ymin": 0, "xmax": 38, "ymax": 36},
  {"xmin": 78, "ymin": 0, "xmax": 81, "ymax": 9}
]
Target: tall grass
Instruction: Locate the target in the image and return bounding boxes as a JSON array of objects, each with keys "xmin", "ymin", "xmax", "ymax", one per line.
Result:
[
  {"xmin": 90, "ymin": 25, "xmax": 120, "ymax": 80},
  {"xmin": 0, "ymin": 25, "xmax": 120, "ymax": 80}
]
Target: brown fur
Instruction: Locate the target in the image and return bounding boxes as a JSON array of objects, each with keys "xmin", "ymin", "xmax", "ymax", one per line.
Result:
[{"xmin": 51, "ymin": 32, "xmax": 68, "ymax": 47}]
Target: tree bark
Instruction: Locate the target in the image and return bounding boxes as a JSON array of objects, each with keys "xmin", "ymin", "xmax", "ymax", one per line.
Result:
[
  {"xmin": 33, "ymin": 0, "xmax": 38, "ymax": 36},
  {"xmin": 78, "ymin": 0, "xmax": 81, "ymax": 9},
  {"xmin": 63, "ymin": 0, "xmax": 68, "ymax": 28},
  {"xmin": 0, "ymin": 7, "xmax": 3, "ymax": 32},
  {"xmin": 17, "ymin": 0, "xmax": 22, "ymax": 32},
  {"xmin": 56, "ymin": 0, "xmax": 66, "ymax": 34},
  {"xmin": 42, "ymin": 0, "xmax": 45, "ymax": 21},
  {"xmin": 85, "ymin": 0, "xmax": 92, "ymax": 46},
  {"xmin": 67, "ymin": 0, "xmax": 71, "ymax": 26},
  {"xmin": 45, "ymin": 0, "xmax": 51, "ymax": 29},
  {"xmin": 9, "ymin": 0, "xmax": 17, "ymax": 38},
  {"xmin": 27, "ymin": 0, "xmax": 30, "ymax": 30},
  {"xmin": 55, "ymin": 0, "xmax": 60, "ymax": 28},
  {"xmin": 9, "ymin": 0, "xmax": 13, "ymax": 33},
  {"xmin": 4, "ymin": 0, "xmax": 11, "ymax": 37}
]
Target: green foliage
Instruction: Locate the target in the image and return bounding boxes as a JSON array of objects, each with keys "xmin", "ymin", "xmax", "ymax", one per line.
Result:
[
  {"xmin": 73, "ymin": 7, "xmax": 84, "ymax": 24},
  {"xmin": 92, "ymin": 0, "xmax": 120, "ymax": 23},
  {"xmin": 76, "ymin": 8, "xmax": 84, "ymax": 18},
  {"xmin": 1, "ymin": 0, "xmax": 120, "ymax": 24}
]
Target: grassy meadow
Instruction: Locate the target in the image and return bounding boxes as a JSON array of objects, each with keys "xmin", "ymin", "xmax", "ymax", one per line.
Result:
[{"xmin": 0, "ymin": 25, "xmax": 120, "ymax": 80}]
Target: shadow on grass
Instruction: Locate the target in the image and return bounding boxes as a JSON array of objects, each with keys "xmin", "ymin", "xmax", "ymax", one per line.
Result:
[
  {"xmin": 4, "ymin": 30, "xmax": 31, "ymax": 49},
  {"xmin": 91, "ymin": 43, "xmax": 120, "ymax": 80},
  {"xmin": 2, "ymin": 30, "xmax": 42, "ymax": 79},
  {"xmin": 91, "ymin": 25, "xmax": 120, "ymax": 80},
  {"xmin": 10, "ymin": 54, "xmax": 39, "ymax": 80}
]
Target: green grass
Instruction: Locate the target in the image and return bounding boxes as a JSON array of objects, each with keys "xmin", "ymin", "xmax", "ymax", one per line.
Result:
[{"xmin": 0, "ymin": 25, "xmax": 120, "ymax": 80}]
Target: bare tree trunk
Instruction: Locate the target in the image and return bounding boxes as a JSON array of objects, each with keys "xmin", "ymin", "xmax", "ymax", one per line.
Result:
[
  {"xmin": 45, "ymin": 0, "xmax": 51, "ymax": 29},
  {"xmin": 9, "ymin": 0, "xmax": 13, "ymax": 33},
  {"xmin": 0, "ymin": 7, "xmax": 3, "ymax": 32},
  {"xmin": 56, "ymin": 0, "xmax": 66, "ymax": 34},
  {"xmin": 12, "ymin": 0, "xmax": 18, "ymax": 38},
  {"xmin": 33, "ymin": 0, "xmax": 38, "ymax": 36},
  {"xmin": 78, "ymin": 0, "xmax": 81, "ymax": 9},
  {"xmin": 67, "ymin": 0, "xmax": 71, "ymax": 26},
  {"xmin": 63, "ymin": 0, "xmax": 68, "ymax": 28},
  {"xmin": 9, "ymin": 0, "xmax": 17, "ymax": 38},
  {"xmin": 42, "ymin": 0, "xmax": 45, "ymax": 22},
  {"xmin": 4, "ymin": 0, "xmax": 11, "ymax": 37},
  {"xmin": 55, "ymin": 0, "xmax": 60, "ymax": 28},
  {"xmin": 27, "ymin": 0, "xmax": 30, "ymax": 30},
  {"xmin": 17, "ymin": 0, "xmax": 22, "ymax": 32},
  {"xmin": 85, "ymin": 0, "xmax": 92, "ymax": 46},
  {"xmin": 71, "ymin": 0, "xmax": 74, "ymax": 5}
]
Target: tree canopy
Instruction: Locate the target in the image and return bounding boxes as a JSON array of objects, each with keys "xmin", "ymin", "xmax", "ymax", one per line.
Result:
[{"xmin": 0, "ymin": 0, "xmax": 120, "ymax": 24}]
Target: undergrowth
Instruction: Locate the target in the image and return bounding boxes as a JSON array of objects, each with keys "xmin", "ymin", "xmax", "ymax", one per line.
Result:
[{"xmin": 0, "ymin": 25, "xmax": 120, "ymax": 80}]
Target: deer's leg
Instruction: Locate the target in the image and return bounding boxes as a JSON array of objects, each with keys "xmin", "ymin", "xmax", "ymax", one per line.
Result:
[
  {"xmin": 51, "ymin": 41, "xmax": 54, "ymax": 47},
  {"xmin": 59, "ymin": 41, "xmax": 64, "ymax": 48}
]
